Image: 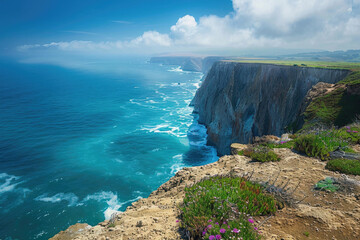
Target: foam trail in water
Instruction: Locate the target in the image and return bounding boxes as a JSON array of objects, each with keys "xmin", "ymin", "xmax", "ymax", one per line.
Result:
[{"xmin": 34, "ymin": 193, "xmax": 79, "ymax": 207}]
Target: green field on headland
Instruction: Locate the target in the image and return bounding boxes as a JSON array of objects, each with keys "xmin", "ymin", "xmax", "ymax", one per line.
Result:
[{"xmin": 226, "ymin": 59, "xmax": 360, "ymax": 71}]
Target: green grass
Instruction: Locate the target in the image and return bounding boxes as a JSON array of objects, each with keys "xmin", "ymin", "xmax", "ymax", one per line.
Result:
[
  {"xmin": 180, "ymin": 176, "xmax": 277, "ymax": 239},
  {"xmin": 294, "ymin": 131, "xmax": 353, "ymax": 161},
  {"xmin": 239, "ymin": 146, "xmax": 281, "ymax": 162},
  {"xmin": 303, "ymin": 71, "xmax": 360, "ymax": 128},
  {"xmin": 326, "ymin": 159, "xmax": 360, "ymax": 176},
  {"xmin": 251, "ymin": 150, "xmax": 281, "ymax": 163},
  {"xmin": 303, "ymin": 231, "xmax": 310, "ymax": 237},
  {"xmin": 225, "ymin": 59, "xmax": 360, "ymax": 71}
]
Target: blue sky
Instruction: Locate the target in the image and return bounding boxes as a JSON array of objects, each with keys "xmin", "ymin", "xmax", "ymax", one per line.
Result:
[
  {"xmin": 1, "ymin": 0, "xmax": 360, "ymax": 57},
  {"xmin": 0, "ymin": 0, "xmax": 231, "ymax": 52}
]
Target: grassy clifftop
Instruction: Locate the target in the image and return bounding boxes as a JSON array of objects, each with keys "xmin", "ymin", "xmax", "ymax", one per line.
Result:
[
  {"xmin": 226, "ymin": 60, "xmax": 360, "ymax": 129},
  {"xmin": 226, "ymin": 59, "xmax": 360, "ymax": 71}
]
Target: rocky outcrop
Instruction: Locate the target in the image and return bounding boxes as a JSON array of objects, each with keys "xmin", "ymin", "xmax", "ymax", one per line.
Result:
[
  {"xmin": 192, "ymin": 62, "xmax": 350, "ymax": 155},
  {"xmin": 51, "ymin": 148, "xmax": 360, "ymax": 240},
  {"xmin": 150, "ymin": 56, "xmax": 225, "ymax": 73}
]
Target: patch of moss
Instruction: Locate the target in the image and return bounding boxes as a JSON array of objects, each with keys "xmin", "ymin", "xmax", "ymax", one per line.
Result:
[
  {"xmin": 303, "ymin": 72, "xmax": 360, "ymax": 127},
  {"xmin": 326, "ymin": 159, "xmax": 360, "ymax": 176}
]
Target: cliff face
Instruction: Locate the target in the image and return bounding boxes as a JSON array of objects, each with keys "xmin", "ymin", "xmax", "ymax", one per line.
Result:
[
  {"xmin": 192, "ymin": 62, "xmax": 350, "ymax": 155},
  {"xmin": 150, "ymin": 56, "xmax": 225, "ymax": 73}
]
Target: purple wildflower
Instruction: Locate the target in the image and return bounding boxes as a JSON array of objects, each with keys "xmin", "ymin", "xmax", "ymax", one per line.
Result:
[
  {"xmin": 202, "ymin": 231, "xmax": 206, "ymax": 236},
  {"xmin": 216, "ymin": 235, "xmax": 222, "ymax": 240},
  {"xmin": 346, "ymin": 126, "xmax": 350, "ymax": 129},
  {"xmin": 209, "ymin": 235, "xmax": 215, "ymax": 240},
  {"xmin": 232, "ymin": 228, "xmax": 240, "ymax": 233},
  {"xmin": 208, "ymin": 225, "xmax": 212, "ymax": 229},
  {"xmin": 248, "ymin": 218, "xmax": 254, "ymax": 224},
  {"xmin": 347, "ymin": 130, "xmax": 351, "ymax": 133},
  {"xmin": 220, "ymin": 228, "xmax": 226, "ymax": 233},
  {"xmin": 215, "ymin": 222, "xmax": 219, "ymax": 225},
  {"xmin": 353, "ymin": 131, "xmax": 358, "ymax": 133},
  {"xmin": 208, "ymin": 219, "xmax": 212, "ymax": 222},
  {"xmin": 176, "ymin": 220, "xmax": 179, "ymax": 222},
  {"xmin": 254, "ymin": 227, "xmax": 258, "ymax": 230}
]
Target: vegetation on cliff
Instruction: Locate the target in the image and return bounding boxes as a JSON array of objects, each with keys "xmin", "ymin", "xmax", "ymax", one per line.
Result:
[
  {"xmin": 326, "ymin": 158, "xmax": 360, "ymax": 176},
  {"xmin": 180, "ymin": 176, "xmax": 277, "ymax": 239},
  {"xmin": 239, "ymin": 146, "xmax": 281, "ymax": 162}
]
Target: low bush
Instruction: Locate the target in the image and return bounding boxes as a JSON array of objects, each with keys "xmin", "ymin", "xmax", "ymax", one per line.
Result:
[
  {"xmin": 265, "ymin": 140, "xmax": 295, "ymax": 149},
  {"xmin": 180, "ymin": 176, "xmax": 277, "ymax": 239},
  {"xmin": 326, "ymin": 159, "xmax": 360, "ymax": 176},
  {"xmin": 294, "ymin": 132, "xmax": 352, "ymax": 160},
  {"xmin": 239, "ymin": 146, "xmax": 281, "ymax": 162}
]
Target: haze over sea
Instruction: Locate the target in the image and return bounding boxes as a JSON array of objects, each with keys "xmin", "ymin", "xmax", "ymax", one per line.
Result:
[{"xmin": 0, "ymin": 57, "xmax": 217, "ymax": 240}]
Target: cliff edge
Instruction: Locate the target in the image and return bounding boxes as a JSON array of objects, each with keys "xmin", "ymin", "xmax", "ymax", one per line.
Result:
[{"xmin": 191, "ymin": 62, "xmax": 350, "ymax": 155}]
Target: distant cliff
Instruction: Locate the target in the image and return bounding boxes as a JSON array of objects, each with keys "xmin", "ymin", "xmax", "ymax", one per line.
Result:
[
  {"xmin": 150, "ymin": 56, "xmax": 225, "ymax": 73},
  {"xmin": 192, "ymin": 62, "xmax": 350, "ymax": 155}
]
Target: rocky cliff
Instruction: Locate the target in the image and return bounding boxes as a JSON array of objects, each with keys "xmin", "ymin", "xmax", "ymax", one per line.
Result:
[
  {"xmin": 192, "ymin": 62, "xmax": 350, "ymax": 155},
  {"xmin": 150, "ymin": 56, "xmax": 225, "ymax": 73}
]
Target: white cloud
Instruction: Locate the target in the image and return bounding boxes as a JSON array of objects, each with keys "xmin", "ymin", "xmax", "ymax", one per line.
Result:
[
  {"xmin": 130, "ymin": 31, "xmax": 171, "ymax": 47},
  {"xmin": 18, "ymin": 0, "xmax": 360, "ymax": 55}
]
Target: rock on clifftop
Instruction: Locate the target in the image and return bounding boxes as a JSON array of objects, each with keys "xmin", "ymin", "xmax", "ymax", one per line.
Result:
[{"xmin": 192, "ymin": 62, "xmax": 350, "ymax": 155}]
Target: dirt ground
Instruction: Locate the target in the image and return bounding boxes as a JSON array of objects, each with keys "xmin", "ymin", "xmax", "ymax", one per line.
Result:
[{"xmin": 51, "ymin": 146, "xmax": 360, "ymax": 240}]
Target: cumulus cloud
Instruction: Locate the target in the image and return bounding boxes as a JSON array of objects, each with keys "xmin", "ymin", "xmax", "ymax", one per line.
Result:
[{"xmin": 19, "ymin": 0, "xmax": 360, "ymax": 54}]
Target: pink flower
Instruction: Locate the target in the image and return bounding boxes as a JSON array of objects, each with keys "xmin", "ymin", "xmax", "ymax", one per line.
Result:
[
  {"xmin": 208, "ymin": 219, "xmax": 212, "ymax": 222},
  {"xmin": 176, "ymin": 220, "xmax": 179, "ymax": 222},
  {"xmin": 220, "ymin": 228, "xmax": 226, "ymax": 233},
  {"xmin": 209, "ymin": 235, "xmax": 215, "ymax": 240},
  {"xmin": 208, "ymin": 225, "xmax": 212, "ymax": 229},
  {"xmin": 232, "ymin": 228, "xmax": 239, "ymax": 233},
  {"xmin": 254, "ymin": 227, "xmax": 258, "ymax": 230},
  {"xmin": 215, "ymin": 222, "xmax": 219, "ymax": 225},
  {"xmin": 248, "ymin": 219, "xmax": 254, "ymax": 224},
  {"xmin": 353, "ymin": 131, "xmax": 358, "ymax": 133},
  {"xmin": 347, "ymin": 130, "xmax": 351, "ymax": 133},
  {"xmin": 216, "ymin": 235, "xmax": 222, "ymax": 240}
]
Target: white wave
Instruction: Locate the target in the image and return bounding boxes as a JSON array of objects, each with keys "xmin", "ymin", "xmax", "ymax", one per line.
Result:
[
  {"xmin": 170, "ymin": 155, "xmax": 185, "ymax": 175},
  {"xmin": 0, "ymin": 173, "xmax": 30, "ymax": 198},
  {"xmin": 35, "ymin": 193, "xmax": 79, "ymax": 207},
  {"xmin": 34, "ymin": 230, "xmax": 47, "ymax": 239},
  {"xmin": 145, "ymin": 99, "xmax": 159, "ymax": 104},
  {"xmin": 82, "ymin": 191, "xmax": 142, "ymax": 220},
  {"xmin": 168, "ymin": 66, "xmax": 183, "ymax": 72}
]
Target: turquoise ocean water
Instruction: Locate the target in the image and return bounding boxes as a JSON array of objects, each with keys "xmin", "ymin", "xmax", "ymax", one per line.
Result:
[{"xmin": 0, "ymin": 57, "xmax": 217, "ymax": 240}]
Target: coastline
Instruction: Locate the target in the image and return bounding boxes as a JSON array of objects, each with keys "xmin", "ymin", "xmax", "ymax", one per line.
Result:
[{"xmin": 51, "ymin": 145, "xmax": 360, "ymax": 239}]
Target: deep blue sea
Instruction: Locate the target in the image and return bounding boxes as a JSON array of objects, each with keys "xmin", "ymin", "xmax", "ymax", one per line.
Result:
[{"xmin": 0, "ymin": 57, "xmax": 217, "ymax": 240}]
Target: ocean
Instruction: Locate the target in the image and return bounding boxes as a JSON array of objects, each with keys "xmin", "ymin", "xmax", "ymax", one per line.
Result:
[{"xmin": 0, "ymin": 57, "xmax": 218, "ymax": 240}]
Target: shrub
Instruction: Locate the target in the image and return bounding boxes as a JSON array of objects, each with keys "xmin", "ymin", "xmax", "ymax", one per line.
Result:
[
  {"xmin": 239, "ymin": 146, "xmax": 281, "ymax": 162},
  {"xmin": 251, "ymin": 149, "xmax": 281, "ymax": 163},
  {"xmin": 294, "ymin": 132, "xmax": 352, "ymax": 160},
  {"xmin": 326, "ymin": 159, "xmax": 360, "ymax": 176},
  {"xmin": 314, "ymin": 177, "xmax": 340, "ymax": 192},
  {"xmin": 332, "ymin": 125, "xmax": 360, "ymax": 144},
  {"xmin": 180, "ymin": 176, "xmax": 277, "ymax": 239},
  {"xmin": 265, "ymin": 140, "xmax": 295, "ymax": 149}
]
